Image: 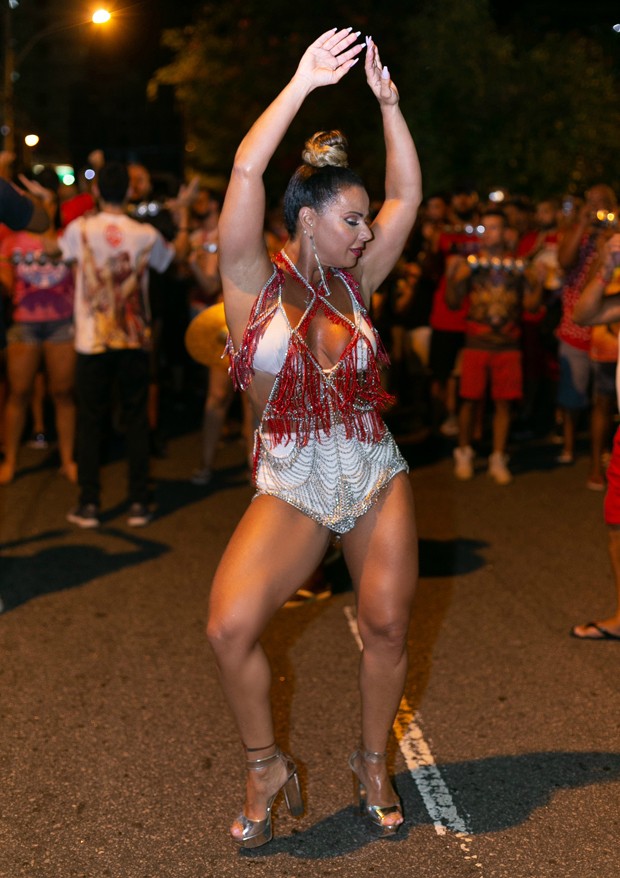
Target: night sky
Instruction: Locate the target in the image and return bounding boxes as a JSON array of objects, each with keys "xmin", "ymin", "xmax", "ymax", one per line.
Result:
[{"xmin": 8, "ymin": 0, "xmax": 620, "ymax": 179}]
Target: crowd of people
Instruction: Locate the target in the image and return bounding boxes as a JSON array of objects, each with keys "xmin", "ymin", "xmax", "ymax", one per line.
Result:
[
  {"xmin": 377, "ymin": 182, "xmax": 620, "ymax": 488},
  {"xmin": 2, "ymin": 160, "xmax": 618, "ymax": 501},
  {"xmin": 2, "ymin": 29, "xmax": 620, "ymax": 852}
]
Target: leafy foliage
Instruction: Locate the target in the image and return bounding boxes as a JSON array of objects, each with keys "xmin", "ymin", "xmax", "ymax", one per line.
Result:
[{"xmin": 150, "ymin": 0, "xmax": 620, "ymax": 199}]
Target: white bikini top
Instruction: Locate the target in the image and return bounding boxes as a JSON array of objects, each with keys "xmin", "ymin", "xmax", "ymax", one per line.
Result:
[{"xmin": 252, "ymin": 283, "xmax": 377, "ymax": 377}]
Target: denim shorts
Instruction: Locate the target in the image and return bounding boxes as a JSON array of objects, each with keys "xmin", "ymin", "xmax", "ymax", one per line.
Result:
[
  {"xmin": 592, "ymin": 360, "xmax": 617, "ymax": 398},
  {"xmin": 7, "ymin": 318, "xmax": 74, "ymax": 345},
  {"xmin": 557, "ymin": 341, "xmax": 592, "ymax": 410}
]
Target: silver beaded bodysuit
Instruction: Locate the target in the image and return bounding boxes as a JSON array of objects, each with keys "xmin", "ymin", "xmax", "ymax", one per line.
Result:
[{"xmin": 226, "ymin": 253, "xmax": 408, "ymax": 534}]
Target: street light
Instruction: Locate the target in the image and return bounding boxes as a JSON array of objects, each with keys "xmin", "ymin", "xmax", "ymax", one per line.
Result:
[
  {"xmin": 92, "ymin": 10, "xmax": 112, "ymax": 25},
  {"xmin": 1, "ymin": 4, "xmax": 113, "ymax": 153},
  {"xmin": 23, "ymin": 132, "xmax": 39, "ymax": 170}
]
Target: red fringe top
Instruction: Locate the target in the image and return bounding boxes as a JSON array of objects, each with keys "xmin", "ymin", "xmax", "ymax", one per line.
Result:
[{"xmin": 226, "ymin": 253, "xmax": 394, "ymax": 449}]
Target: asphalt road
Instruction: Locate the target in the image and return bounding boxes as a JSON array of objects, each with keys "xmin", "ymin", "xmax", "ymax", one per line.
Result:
[{"xmin": 1, "ymin": 419, "xmax": 619, "ymax": 878}]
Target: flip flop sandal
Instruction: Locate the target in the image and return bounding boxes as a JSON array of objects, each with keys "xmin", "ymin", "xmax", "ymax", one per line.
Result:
[{"xmin": 570, "ymin": 622, "xmax": 620, "ymax": 641}]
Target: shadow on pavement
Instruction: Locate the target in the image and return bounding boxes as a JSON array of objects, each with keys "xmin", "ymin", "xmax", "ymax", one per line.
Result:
[
  {"xmin": 238, "ymin": 749, "xmax": 620, "ymax": 858},
  {"xmin": 438, "ymin": 749, "xmax": 620, "ymax": 833},
  {"xmin": 0, "ymin": 528, "xmax": 170, "ymax": 613},
  {"xmin": 419, "ymin": 537, "xmax": 489, "ymax": 578}
]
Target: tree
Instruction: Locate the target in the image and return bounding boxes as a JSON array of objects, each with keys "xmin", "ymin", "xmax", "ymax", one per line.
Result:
[
  {"xmin": 148, "ymin": 1, "xmax": 401, "ymax": 197},
  {"xmin": 151, "ymin": 0, "xmax": 620, "ymax": 199},
  {"xmin": 400, "ymin": 0, "xmax": 620, "ymax": 197}
]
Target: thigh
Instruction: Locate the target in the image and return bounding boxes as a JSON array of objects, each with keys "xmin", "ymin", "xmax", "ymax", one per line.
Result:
[
  {"xmin": 43, "ymin": 341, "xmax": 76, "ymax": 394},
  {"xmin": 410, "ymin": 326, "xmax": 432, "ymax": 368},
  {"xmin": 209, "ymin": 495, "xmax": 332, "ymax": 636},
  {"xmin": 206, "ymin": 366, "xmax": 234, "ymax": 409},
  {"xmin": 6, "ymin": 342, "xmax": 42, "ymax": 395},
  {"xmin": 340, "ymin": 472, "xmax": 418, "ymax": 630}
]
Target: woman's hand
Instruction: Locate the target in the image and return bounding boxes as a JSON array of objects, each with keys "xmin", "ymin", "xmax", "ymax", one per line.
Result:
[
  {"xmin": 365, "ymin": 36, "xmax": 399, "ymax": 105},
  {"xmin": 294, "ymin": 28, "xmax": 363, "ymax": 89}
]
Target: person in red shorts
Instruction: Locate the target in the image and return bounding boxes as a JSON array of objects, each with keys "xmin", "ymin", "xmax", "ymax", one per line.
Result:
[
  {"xmin": 446, "ymin": 209, "xmax": 542, "ymax": 484},
  {"xmin": 571, "ymin": 232, "xmax": 620, "ymax": 640}
]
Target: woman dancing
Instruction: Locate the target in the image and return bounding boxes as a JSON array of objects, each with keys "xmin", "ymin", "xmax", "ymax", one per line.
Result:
[{"xmin": 207, "ymin": 28, "xmax": 422, "ymax": 847}]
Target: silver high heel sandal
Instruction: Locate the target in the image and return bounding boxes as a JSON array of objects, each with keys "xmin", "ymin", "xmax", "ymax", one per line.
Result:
[
  {"xmin": 349, "ymin": 749, "xmax": 403, "ymax": 836},
  {"xmin": 232, "ymin": 746, "xmax": 304, "ymax": 849}
]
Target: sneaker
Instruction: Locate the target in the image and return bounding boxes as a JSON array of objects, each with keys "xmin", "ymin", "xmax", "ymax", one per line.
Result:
[
  {"xmin": 67, "ymin": 503, "xmax": 100, "ymax": 528},
  {"xmin": 439, "ymin": 415, "xmax": 459, "ymax": 437},
  {"xmin": 190, "ymin": 467, "xmax": 212, "ymax": 486},
  {"xmin": 127, "ymin": 502, "xmax": 152, "ymax": 527},
  {"xmin": 27, "ymin": 432, "xmax": 49, "ymax": 450},
  {"xmin": 453, "ymin": 445, "xmax": 474, "ymax": 480},
  {"xmin": 488, "ymin": 451, "xmax": 512, "ymax": 485}
]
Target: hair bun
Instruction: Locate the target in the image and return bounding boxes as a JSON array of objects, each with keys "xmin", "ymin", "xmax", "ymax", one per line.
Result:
[{"xmin": 302, "ymin": 131, "xmax": 349, "ymax": 169}]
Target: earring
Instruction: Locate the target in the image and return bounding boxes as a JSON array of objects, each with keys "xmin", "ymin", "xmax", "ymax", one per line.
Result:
[{"xmin": 310, "ymin": 232, "xmax": 330, "ymax": 295}]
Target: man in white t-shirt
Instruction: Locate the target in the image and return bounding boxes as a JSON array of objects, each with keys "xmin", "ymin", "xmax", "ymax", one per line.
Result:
[
  {"xmin": 61, "ymin": 162, "xmax": 190, "ymax": 527},
  {"xmin": 571, "ymin": 232, "xmax": 620, "ymax": 641}
]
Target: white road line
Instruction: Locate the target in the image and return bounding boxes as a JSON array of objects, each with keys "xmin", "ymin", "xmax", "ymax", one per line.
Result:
[{"xmin": 344, "ymin": 606, "xmax": 484, "ymax": 868}]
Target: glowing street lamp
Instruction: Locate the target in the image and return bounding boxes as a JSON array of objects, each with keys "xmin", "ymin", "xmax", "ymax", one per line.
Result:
[
  {"xmin": 2, "ymin": 5, "xmax": 113, "ymax": 152},
  {"xmin": 92, "ymin": 9, "xmax": 111, "ymax": 25},
  {"xmin": 24, "ymin": 133, "xmax": 39, "ymax": 147}
]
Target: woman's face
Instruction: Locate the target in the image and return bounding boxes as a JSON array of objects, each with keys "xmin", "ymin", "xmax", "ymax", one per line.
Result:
[{"xmin": 308, "ymin": 185, "xmax": 373, "ymax": 268}]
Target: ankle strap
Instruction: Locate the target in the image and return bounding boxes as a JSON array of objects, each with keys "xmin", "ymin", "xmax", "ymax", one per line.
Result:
[
  {"xmin": 245, "ymin": 744, "xmax": 280, "ymax": 769},
  {"xmin": 361, "ymin": 749, "xmax": 387, "ymax": 763},
  {"xmin": 245, "ymin": 742, "xmax": 276, "ymax": 753}
]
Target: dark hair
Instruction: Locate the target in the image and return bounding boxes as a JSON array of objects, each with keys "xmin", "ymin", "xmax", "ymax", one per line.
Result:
[
  {"xmin": 481, "ymin": 207, "xmax": 507, "ymax": 224},
  {"xmin": 98, "ymin": 162, "xmax": 129, "ymax": 205},
  {"xmin": 33, "ymin": 166, "xmax": 59, "ymax": 194},
  {"xmin": 282, "ymin": 131, "xmax": 365, "ymax": 237}
]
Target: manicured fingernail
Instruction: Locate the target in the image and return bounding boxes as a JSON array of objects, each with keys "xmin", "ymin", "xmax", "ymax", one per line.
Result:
[{"xmin": 381, "ymin": 65, "xmax": 390, "ymax": 79}]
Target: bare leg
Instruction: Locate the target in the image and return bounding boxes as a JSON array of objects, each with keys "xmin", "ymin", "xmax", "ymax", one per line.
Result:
[
  {"xmin": 341, "ymin": 473, "xmax": 418, "ymax": 826},
  {"xmin": 572, "ymin": 526, "xmax": 620, "ymax": 638},
  {"xmin": 200, "ymin": 368, "xmax": 234, "ymax": 474},
  {"xmin": 44, "ymin": 341, "xmax": 77, "ymax": 482},
  {"xmin": 492, "ymin": 399, "xmax": 512, "ymax": 454},
  {"xmin": 589, "ymin": 392, "xmax": 612, "ymax": 485},
  {"xmin": 560, "ymin": 407, "xmax": 577, "ymax": 460},
  {"xmin": 446, "ymin": 374, "xmax": 459, "ymax": 419},
  {"xmin": 206, "ymin": 495, "xmax": 330, "ymax": 834},
  {"xmin": 0, "ymin": 343, "xmax": 41, "ymax": 484},
  {"xmin": 30, "ymin": 369, "xmax": 46, "ymax": 436},
  {"xmin": 458, "ymin": 399, "xmax": 474, "ymax": 448},
  {"xmin": 472, "ymin": 398, "xmax": 485, "ymax": 443}
]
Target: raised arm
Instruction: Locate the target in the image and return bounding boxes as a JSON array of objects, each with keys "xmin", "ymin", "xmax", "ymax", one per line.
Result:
[
  {"xmin": 574, "ymin": 233, "xmax": 620, "ymax": 326},
  {"xmin": 357, "ymin": 37, "xmax": 422, "ymax": 298},
  {"xmin": 219, "ymin": 29, "xmax": 363, "ymax": 323}
]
